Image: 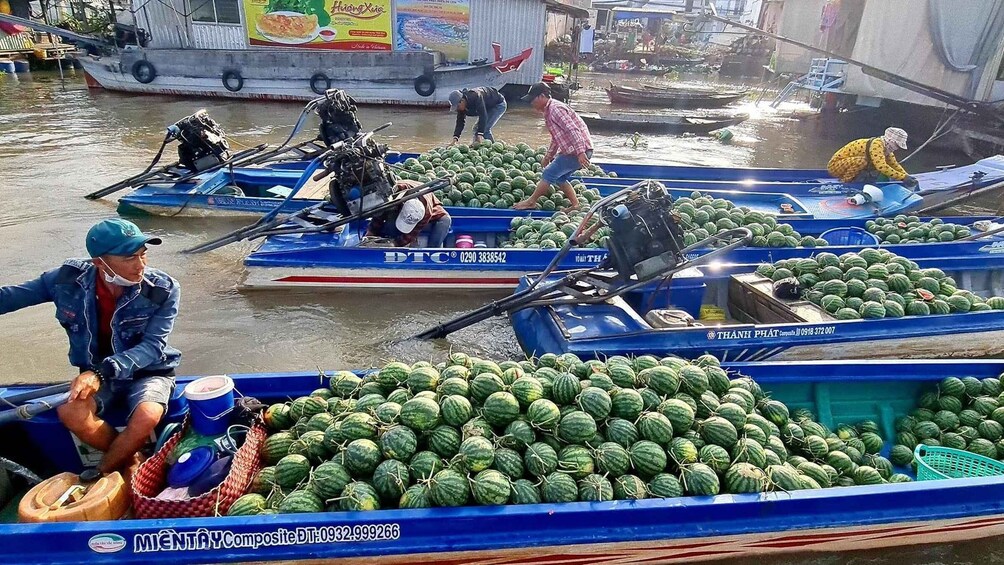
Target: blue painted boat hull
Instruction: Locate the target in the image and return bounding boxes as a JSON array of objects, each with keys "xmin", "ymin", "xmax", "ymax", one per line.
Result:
[
  {"xmin": 510, "ymin": 257, "xmax": 1004, "ymax": 361},
  {"xmin": 115, "ymin": 154, "xmax": 1004, "ymax": 219},
  {"xmin": 4, "ymin": 360, "xmax": 1004, "ymax": 563},
  {"xmin": 241, "ymin": 218, "xmax": 1004, "ymax": 290}
]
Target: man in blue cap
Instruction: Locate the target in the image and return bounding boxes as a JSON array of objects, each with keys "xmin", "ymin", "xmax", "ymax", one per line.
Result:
[{"xmin": 0, "ymin": 219, "xmax": 181, "ymax": 475}]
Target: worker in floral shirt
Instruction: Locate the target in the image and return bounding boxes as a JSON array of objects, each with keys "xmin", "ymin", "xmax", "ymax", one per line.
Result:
[
  {"xmin": 827, "ymin": 127, "xmax": 918, "ymax": 187},
  {"xmin": 514, "ymin": 82, "xmax": 593, "ymax": 212}
]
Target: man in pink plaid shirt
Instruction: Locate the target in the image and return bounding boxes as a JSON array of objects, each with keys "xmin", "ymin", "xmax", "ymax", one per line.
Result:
[{"xmin": 514, "ymin": 82, "xmax": 593, "ymax": 211}]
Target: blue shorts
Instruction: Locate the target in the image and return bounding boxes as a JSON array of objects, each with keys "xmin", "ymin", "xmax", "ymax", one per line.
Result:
[
  {"xmin": 541, "ymin": 150, "xmax": 592, "ymax": 185},
  {"xmin": 96, "ymin": 375, "xmax": 175, "ymax": 420}
]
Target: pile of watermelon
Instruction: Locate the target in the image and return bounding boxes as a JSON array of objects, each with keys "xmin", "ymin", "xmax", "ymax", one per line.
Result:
[
  {"xmin": 866, "ymin": 216, "xmax": 972, "ymax": 245},
  {"xmin": 756, "ymin": 248, "xmax": 1004, "ymax": 320},
  {"xmin": 503, "ymin": 190, "xmax": 825, "ymax": 250},
  {"xmin": 229, "ymin": 352, "xmax": 911, "ymax": 516},
  {"xmin": 393, "ymin": 141, "xmax": 610, "ymax": 211},
  {"xmin": 890, "ymin": 374, "xmax": 1004, "ymax": 470}
]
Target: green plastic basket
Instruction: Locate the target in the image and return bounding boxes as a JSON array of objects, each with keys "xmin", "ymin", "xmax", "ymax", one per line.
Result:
[{"xmin": 914, "ymin": 445, "xmax": 1004, "ymax": 481}]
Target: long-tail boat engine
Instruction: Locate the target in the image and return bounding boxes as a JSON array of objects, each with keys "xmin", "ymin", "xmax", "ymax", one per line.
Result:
[
  {"xmin": 602, "ymin": 183, "xmax": 688, "ymax": 281},
  {"xmin": 325, "ymin": 133, "xmax": 396, "ymax": 217},
  {"xmin": 167, "ymin": 110, "xmax": 232, "ymax": 172},
  {"xmin": 316, "ymin": 89, "xmax": 362, "ymax": 146}
]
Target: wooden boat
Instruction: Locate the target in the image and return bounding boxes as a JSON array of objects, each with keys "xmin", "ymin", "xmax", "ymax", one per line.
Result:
[
  {"xmin": 5, "ymin": 359, "xmax": 1004, "ymax": 563},
  {"xmin": 510, "ymin": 255, "xmax": 1004, "ymax": 362},
  {"xmin": 114, "ymin": 154, "xmax": 1004, "ymax": 219},
  {"xmin": 606, "ymin": 84, "xmax": 748, "ymax": 109},
  {"xmin": 240, "ymin": 216, "xmax": 1004, "ymax": 290},
  {"xmin": 579, "ymin": 112, "xmax": 749, "ymax": 134}
]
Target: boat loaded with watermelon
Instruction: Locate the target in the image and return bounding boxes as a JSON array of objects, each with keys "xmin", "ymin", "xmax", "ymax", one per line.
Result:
[{"xmin": 5, "ymin": 356, "xmax": 1004, "ymax": 564}]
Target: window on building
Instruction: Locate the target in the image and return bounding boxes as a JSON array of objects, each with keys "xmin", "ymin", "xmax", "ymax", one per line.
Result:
[{"xmin": 191, "ymin": 0, "xmax": 241, "ymax": 24}]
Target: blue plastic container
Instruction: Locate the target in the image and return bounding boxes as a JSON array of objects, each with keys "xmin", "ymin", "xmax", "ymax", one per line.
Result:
[
  {"xmin": 183, "ymin": 375, "xmax": 235, "ymax": 436},
  {"xmin": 12, "ymin": 60, "xmax": 29, "ymax": 73},
  {"xmin": 0, "ymin": 60, "xmax": 15, "ymax": 74},
  {"xmin": 819, "ymin": 227, "xmax": 880, "ymax": 246}
]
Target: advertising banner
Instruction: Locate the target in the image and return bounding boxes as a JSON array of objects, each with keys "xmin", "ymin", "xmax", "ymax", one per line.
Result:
[
  {"xmin": 245, "ymin": 0, "xmax": 392, "ymax": 50},
  {"xmin": 395, "ymin": 0, "xmax": 470, "ymax": 63}
]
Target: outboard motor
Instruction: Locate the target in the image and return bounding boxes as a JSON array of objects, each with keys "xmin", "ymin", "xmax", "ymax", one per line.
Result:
[
  {"xmin": 316, "ymin": 89, "xmax": 362, "ymax": 147},
  {"xmin": 167, "ymin": 110, "xmax": 231, "ymax": 172},
  {"xmin": 602, "ymin": 182, "xmax": 687, "ymax": 281},
  {"xmin": 325, "ymin": 134, "xmax": 396, "ymax": 216}
]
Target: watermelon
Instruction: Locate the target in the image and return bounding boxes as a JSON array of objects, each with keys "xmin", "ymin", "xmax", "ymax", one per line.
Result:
[
  {"xmin": 491, "ymin": 447, "xmax": 525, "ymax": 479},
  {"xmin": 278, "ymin": 490, "xmax": 324, "ymax": 514},
  {"xmin": 378, "ymin": 425, "xmax": 418, "ymax": 461},
  {"xmin": 681, "ymin": 463, "xmax": 720, "ymax": 496},
  {"xmin": 578, "ymin": 387, "xmax": 613, "ymax": 420},
  {"xmin": 472, "ymin": 470, "xmax": 511, "ymax": 506},
  {"xmin": 399, "ymin": 484, "xmax": 432, "ymax": 509},
  {"xmin": 609, "ymin": 388, "xmax": 645, "ymax": 420},
  {"xmin": 228, "ymin": 493, "xmax": 268, "ymax": 516},
  {"xmin": 483, "ymin": 391, "xmax": 521, "ymax": 428},
  {"xmin": 510, "ymin": 479, "xmax": 542, "ymax": 505},
  {"xmin": 679, "ymin": 366, "xmax": 710, "ymax": 396},
  {"xmin": 637, "ymin": 412, "xmax": 675, "ymax": 445},
  {"xmin": 552, "ymin": 373, "xmax": 582, "ymax": 405},
  {"xmin": 429, "ymin": 469, "xmax": 470, "ymax": 506},
  {"xmin": 527, "ymin": 399, "xmax": 562, "ymax": 431},
  {"xmin": 408, "ymin": 451, "xmax": 444, "ymax": 482},
  {"xmin": 612, "ymin": 474, "xmax": 649, "ymax": 500},
  {"xmin": 640, "ymin": 366, "xmax": 681, "ymax": 395},
  {"xmin": 725, "ymin": 462, "xmax": 768, "ymax": 493},
  {"xmin": 275, "ymin": 454, "xmax": 311, "ymax": 489},
  {"xmin": 524, "ymin": 442, "xmax": 559, "ymax": 477},
  {"xmin": 698, "ymin": 444, "xmax": 731, "ymax": 474},
  {"xmin": 593, "ymin": 442, "xmax": 631, "ymax": 477},
  {"xmin": 659, "ymin": 399, "xmax": 696, "ymax": 435},
  {"xmin": 606, "ymin": 418, "xmax": 640, "ymax": 448},
  {"xmin": 263, "ymin": 432, "xmax": 296, "ymax": 465},
  {"xmin": 399, "ymin": 397, "xmax": 441, "ymax": 432},
  {"xmin": 647, "ymin": 473, "xmax": 683, "ymax": 498},
  {"xmin": 667, "ymin": 437, "xmax": 699, "ymax": 467},
  {"xmin": 559, "ymin": 411, "xmax": 598, "ymax": 444},
  {"xmin": 578, "ymin": 474, "xmax": 614, "ymax": 502},
  {"xmin": 264, "ymin": 404, "xmax": 294, "ymax": 432},
  {"xmin": 309, "ymin": 461, "xmax": 352, "ymax": 501},
  {"xmin": 541, "ymin": 472, "xmax": 579, "ymax": 503},
  {"xmin": 372, "ymin": 459, "xmax": 410, "ymax": 502},
  {"xmin": 630, "ymin": 440, "xmax": 668, "ymax": 478}
]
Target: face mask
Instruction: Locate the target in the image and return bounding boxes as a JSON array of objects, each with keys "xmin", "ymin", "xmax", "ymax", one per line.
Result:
[{"xmin": 97, "ymin": 258, "xmax": 143, "ymax": 287}]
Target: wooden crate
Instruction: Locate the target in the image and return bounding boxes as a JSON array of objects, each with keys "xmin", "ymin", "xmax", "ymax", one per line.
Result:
[{"xmin": 727, "ymin": 273, "xmax": 835, "ymax": 324}]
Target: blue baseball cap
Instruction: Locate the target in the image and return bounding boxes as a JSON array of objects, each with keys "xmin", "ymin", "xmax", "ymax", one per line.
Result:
[{"xmin": 85, "ymin": 219, "xmax": 162, "ymax": 258}]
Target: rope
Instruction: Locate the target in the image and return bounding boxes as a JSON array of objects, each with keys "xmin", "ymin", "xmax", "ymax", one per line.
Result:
[{"xmin": 901, "ymin": 107, "xmax": 963, "ymax": 164}]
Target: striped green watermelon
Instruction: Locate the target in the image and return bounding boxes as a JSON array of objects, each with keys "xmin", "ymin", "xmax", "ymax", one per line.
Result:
[
  {"xmin": 698, "ymin": 444, "xmax": 731, "ymax": 473},
  {"xmin": 491, "ymin": 447, "xmax": 525, "ymax": 479},
  {"xmin": 509, "ymin": 479, "xmax": 541, "ymax": 505},
  {"xmin": 483, "ymin": 391, "xmax": 521, "ymax": 428},
  {"xmin": 640, "ymin": 366, "xmax": 680, "ymax": 395},
  {"xmin": 470, "ymin": 373, "xmax": 505, "ymax": 404},
  {"xmin": 637, "ymin": 412, "xmax": 675, "ymax": 445},
  {"xmin": 558, "ymin": 445, "xmax": 595, "ymax": 479},
  {"xmin": 308, "ymin": 461, "xmax": 352, "ymax": 501},
  {"xmin": 228, "ymin": 493, "xmax": 268, "ymax": 516},
  {"xmin": 275, "ymin": 454, "xmax": 311, "ymax": 489},
  {"xmin": 264, "ymin": 404, "xmax": 293, "ymax": 432},
  {"xmin": 398, "ymin": 484, "xmax": 432, "ymax": 508},
  {"xmin": 559, "ymin": 411, "xmax": 598, "ymax": 444},
  {"xmin": 541, "ymin": 471, "xmax": 579, "ymax": 503},
  {"xmin": 471, "ymin": 469, "xmax": 511, "ymax": 505},
  {"xmin": 700, "ymin": 416, "xmax": 739, "ymax": 448},
  {"xmin": 667, "ymin": 437, "xmax": 699, "ymax": 466},
  {"xmin": 278, "ymin": 490, "xmax": 324, "ymax": 514},
  {"xmin": 605, "ymin": 418, "xmax": 641, "ymax": 448},
  {"xmin": 797, "ymin": 461, "xmax": 831, "ymax": 488},
  {"xmin": 578, "ymin": 387, "xmax": 613, "ymax": 420},
  {"xmin": 429, "ymin": 469, "xmax": 470, "ymax": 506},
  {"xmin": 399, "ymin": 397, "xmax": 440, "ymax": 432},
  {"xmin": 731, "ymin": 438, "xmax": 768, "ymax": 468},
  {"xmin": 262, "ymin": 431, "xmax": 296, "ymax": 465},
  {"xmin": 372, "ymin": 459, "xmax": 410, "ymax": 502},
  {"xmin": 377, "ymin": 362, "xmax": 411, "ymax": 389},
  {"xmin": 511, "ymin": 377, "xmax": 545, "ymax": 408},
  {"xmin": 552, "ymin": 373, "xmax": 582, "ymax": 405},
  {"xmin": 527, "ymin": 399, "xmax": 561, "ymax": 431},
  {"xmin": 379, "ymin": 425, "xmax": 418, "ymax": 461},
  {"xmin": 340, "ymin": 412, "xmax": 379, "ymax": 441},
  {"xmin": 608, "ymin": 364, "xmax": 637, "ymax": 388},
  {"xmin": 609, "ymin": 389, "xmax": 645, "ymax": 421},
  {"xmin": 725, "ymin": 462, "xmax": 768, "ymax": 494},
  {"xmin": 593, "ymin": 442, "xmax": 631, "ymax": 477},
  {"xmin": 681, "ymin": 463, "xmax": 720, "ymax": 496},
  {"xmin": 647, "ymin": 473, "xmax": 683, "ymax": 498},
  {"xmin": 524, "ymin": 441, "xmax": 559, "ymax": 477},
  {"xmin": 408, "ymin": 451, "xmax": 444, "ymax": 483},
  {"xmin": 766, "ymin": 464, "xmax": 803, "ymax": 491},
  {"xmin": 860, "ymin": 301, "xmax": 886, "ymax": 319},
  {"xmin": 458, "ymin": 436, "xmax": 495, "ymax": 472},
  {"xmin": 613, "ymin": 474, "xmax": 648, "ymax": 500},
  {"xmin": 907, "ymin": 301, "xmax": 931, "ymax": 316},
  {"xmin": 679, "ymin": 366, "xmax": 710, "ymax": 396},
  {"xmin": 577, "ymin": 474, "xmax": 614, "ymax": 502},
  {"xmin": 500, "ymin": 420, "xmax": 536, "ymax": 451},
  {"xmin": 659, "ymin": 399, "xmax": 696, "ymax": 435},
  {"xmin": 629, "ymin": 440, "xmax": 668, "ymax": 478}
]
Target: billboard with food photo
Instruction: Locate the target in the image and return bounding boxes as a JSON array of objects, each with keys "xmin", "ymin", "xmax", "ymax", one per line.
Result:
[
  {"xmin": 395, "ymin": 0, "xmax": 469, "ymax": 63},
  {"xmin": 245, "ymin": 0, "xmax": 392, "ymax": 50}
]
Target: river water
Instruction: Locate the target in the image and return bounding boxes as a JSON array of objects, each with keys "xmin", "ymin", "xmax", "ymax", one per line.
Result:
[{"xmin": 2, "ymin": 70, "xmax": 1002, "ymax": 563}]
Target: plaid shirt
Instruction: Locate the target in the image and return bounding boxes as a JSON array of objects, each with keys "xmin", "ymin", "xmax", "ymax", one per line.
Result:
[{"xmin": 543, "ymin": 99, "xmax": 593, "ymax": 161}]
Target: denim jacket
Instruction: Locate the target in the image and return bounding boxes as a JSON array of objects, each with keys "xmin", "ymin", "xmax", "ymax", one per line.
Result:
[{"xmin": 0, "ymin": 258, "xmax": 181, "ymax": 380}]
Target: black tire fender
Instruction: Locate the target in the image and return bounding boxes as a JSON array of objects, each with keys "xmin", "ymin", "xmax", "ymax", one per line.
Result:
[
  {"xmin": 222, "ymin": 69, "xmax": 244, "ymax": 92},
  {"xmin": 309, "ymin": 72, "xmax": 331, "ymax": 95},
  {"xmin": 131, "ymin": 60, "xmax": 157, "ymax": 84},
  {"xmin": 414, "ymin": 74, "xmax": 435, "ymax": 97}
]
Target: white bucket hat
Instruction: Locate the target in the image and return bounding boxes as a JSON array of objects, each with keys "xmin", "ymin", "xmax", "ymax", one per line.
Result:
[
  {"xmin": 884, "ymin": 127, "xmax": 908, "ymax": 150},
  {"xmin": 395, "ymin": 198, "xmax": 426, "ymax": 233}
]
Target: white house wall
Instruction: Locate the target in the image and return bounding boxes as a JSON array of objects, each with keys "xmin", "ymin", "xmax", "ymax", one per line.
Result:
[
  {"xmin": 470, "ymin": 0, "xmax": 545, "ymax": 86},
  {"xmin": 773, "ymin": 0, "xmax": 825, "ymax": 75},
  {"xmin": 843, "ymin": 0, "xmax": 975, "ymax": 107}
]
